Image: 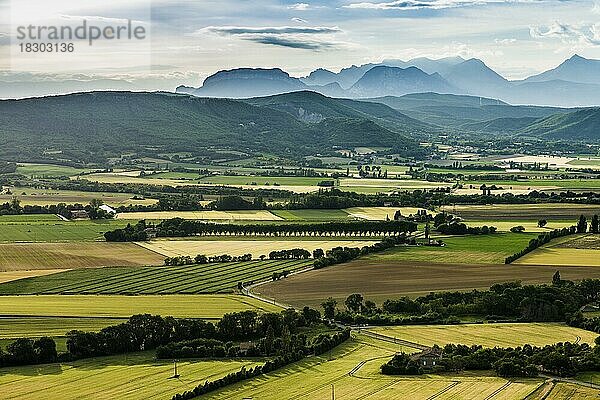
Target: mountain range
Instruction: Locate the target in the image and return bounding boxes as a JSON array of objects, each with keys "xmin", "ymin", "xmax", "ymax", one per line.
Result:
[
  {"xmin": 1, "ymin": 90, "xmax": 598, "ymax": 165},
  {"xmin": 178, "ymin": 55, "xmax": 600, "ymax": 108}
]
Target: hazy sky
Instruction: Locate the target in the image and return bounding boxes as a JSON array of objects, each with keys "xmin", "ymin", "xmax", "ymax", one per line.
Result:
[{"xmin": 1, "ymin": 0, "xmax": 599, "ymax": 89}]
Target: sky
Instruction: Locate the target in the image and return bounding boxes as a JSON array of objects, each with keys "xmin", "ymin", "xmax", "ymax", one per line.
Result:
[{"xmin": 1, "ymin": 0, "xmax": 600, "ymax": 92}]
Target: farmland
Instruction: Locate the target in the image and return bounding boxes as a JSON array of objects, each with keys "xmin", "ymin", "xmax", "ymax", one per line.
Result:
[
  {"xmin": 136, "ymin": 239, "xmax": 377, "ymax": 258},
  {"xmin": 257, "ymin": 259, "xmax": 600, "ymax": 306},
  {"xmin": 362, "ymin": 233, "xmax": 537, "ymax": 264},
  {"xmin": 515, "ymin": 234, "xmax": 600, "ymax": 267},
  {"xmin": 271, "ymin": 209, "xmax": 352, "ymax": 221},
  {"xmin": 0, "ymin": 259, "xmax": 313, "ymax": 295},
  {"xmin": 201, "ymin": 333, "xmax": 542, "ymax": 400},
  {"xmin": 0, "ymin": 352, "xmax": 263, "ymax": 400},
  {"xmin": 0, "ymin": 270, "xmax": 65, "ymax": 284},
  {"xmin": 543, "ymin": 383, "xmax": 600, "ymax": 399},
  {"xmin": 0, "ymin": 295, "xmax": 280, "ymax": 319},
  {"xmin": 369, "ymin": 323, "xmax": 598, "ymax": 348},
  {"xmin": 0, "ymin": 242, "xmax": 163, "ymax": 271},
  {"xmin": 0, "ymin": 218, "xmax": 128, "ymax": 242},
  {"xmin": 441, "ymin": 204, "xmax": 600, "ymax": 221},
  {"xmin": 0, "ymin": 187, "xmax": 157, "ymax": 207},
  {"xmin": 115, "ymin": 210, "xmax": 282, "ymax": 221},
  {"xmin": 344, "ymin": 206, "xmax": 427, "ymax": 220},
  {"xmin": 0, "ymin": 317, "xmax": 125, "ymax": 339}
]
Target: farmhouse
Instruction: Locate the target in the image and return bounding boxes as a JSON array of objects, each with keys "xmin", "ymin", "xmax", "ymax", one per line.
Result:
[
  {"xmin": 410, "ymin": 348, "xmax": 442, "ymax": 369},
  {"xmin": 70, "ymin": 210, "xmax": 89, "ymax": 219}
]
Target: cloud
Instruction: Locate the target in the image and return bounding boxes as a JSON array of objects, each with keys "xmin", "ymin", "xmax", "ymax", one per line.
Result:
[
  {"xmin": 198, "ymin": 26, "xmax": 340, "ymax": 35},
  {"xmin": 530, "ymin": 21, "xmax": 600, "ymax": 46},
  {"xmin": 288, "ymin": 3, "xmax": 310, "ymax": 10},
  {"xmin": 195, "ymin": 25, "xmax": 350, "ymax": 51},
  {"xmin": 344, "ymin": 0, "xmax": 541, "ymax": 10},
  {"xmin": 59, "ymin": 15, "xmax": 148, "ymax": 25},
  {"xmin": 495, "ymin": 38, "xmax": 517, "ymax": 45},
  {"xmin": 292, "ymin": 17, "xmax": 308, "ymax": 23}
]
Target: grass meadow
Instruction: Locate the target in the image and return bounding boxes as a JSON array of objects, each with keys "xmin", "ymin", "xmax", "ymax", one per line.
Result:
[
  {"xmin": 0, "ymin": 294, "xmax": 280, "ymax": 319},
  {"xmin": 370, "ymin": 323, "xmax": 598, "ymax": 348}
]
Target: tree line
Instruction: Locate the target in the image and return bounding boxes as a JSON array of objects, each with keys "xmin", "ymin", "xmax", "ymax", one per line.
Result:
[
  {"xmin": 104, "ymin": 219, "xmax": 417, "ymax": 242},
  {"xmin": 382, "ymin": 340, "xmax": 600, "ymax": 378},
  {"xmin": 171, "ymin": 329, "xmax": 350, "ymax": 400},
  {"xmin": 313, "ymin": 235, "xmax": 411, "ymax": 270},
  {"xmin": 505, "ymin": 226, "xmax": 577, "ymax": 264},
  {"xmin": 323, "ymin": 274, "xmax": 600, "ymax": 326}
]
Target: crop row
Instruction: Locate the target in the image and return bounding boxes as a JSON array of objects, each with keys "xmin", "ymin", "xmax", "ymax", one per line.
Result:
[{"xmin": 43, "ymin": 259, "xmax": 311, "ymax": 295}]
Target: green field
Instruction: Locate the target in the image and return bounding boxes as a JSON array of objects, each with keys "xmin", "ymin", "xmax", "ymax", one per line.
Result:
[
  {"xmin": 0, "ymin": 219, "xmax": 128, "ymax": 242},
  {"xmin": 0, "ymin": 317, "xmax": 125, "ymax": 351},
  {"xmin": 271, "ymin": 209, "xmax": 352, "ymax": 221},
  {"xmin": 201, "ymin": 333, "xmax": 541, "ymax": 400},
  {"xmin": 0, "ymin": 242, "xmax": 163, "ymax": 271},
  {"xmin": 0, "ymin": 259, "xmax": 313, "ymax": 294},
  {"xmin": 364, "ymin": 233, "xmax": 537, "ymax": 264},
  {"xmin": 370, "ymin": 323, "xmax": 598, "ymax": 348},
  {"xmin": 0, "ymin": 352, "xmax": 263, "ymax": 400},
  {"xmin": 15, "ymin": 163, "xmax": 91, "ymax": 178},
  {"xmin": 197, "ymin": 175, "xmax": 328, "ymax": 186},
  {"xmin": 441, "ymin": 203, "xmax": 599, "ymax": 221},
  {"xmin": 0, "ymin": 295, "xmax": 280, "ymax": 319},
  {"xmin": 0, "ymin": 317, "xmax": 125, "ymax": 339},
  {"xmin": 514, "ymin": 234, "xmax": 600, "ymax": 267},
  {"xmin": 0, "ymin": 187, "xmax": 157, "ymax": 207},
  {"xmin": 0, "ymin": 214, "xmax": 61, "ymax": 222}
]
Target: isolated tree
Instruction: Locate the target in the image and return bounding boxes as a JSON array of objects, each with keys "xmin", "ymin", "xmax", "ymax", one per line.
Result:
[
  {"xmin": 264, "ymin": 325, "xmax": 274, "ymax": 356},
  {"xmin": 364, "ymin": 300, "xmax": 377, "ymax": 315},
  {"xmin": 424, "ymin": 222, "xmax": 431, "ymax": 242},
  {"xmin": 577, "ymin": 215, "xmax": 588, "ymax": 233},
  {"xmin": 345, "ymin": 293, "xmax": 364, "ymax": 313},
  {"xmin": 552, "ymin": 270, "xmax": 561, "ymax": 286},
  {"xmin": 591, "ymin": 215, "xmax": 599, "ymax": 234},
  {"xmin": 321, "ymin": 297, "xmax": 337, "ymax": 320},
  {"xmin": 537, "ymin": 219, "xmax": 548, "ymax": 228},
  {"xmin": 312, "ymin": 248, "xmax": 325, "ymax": 259}
]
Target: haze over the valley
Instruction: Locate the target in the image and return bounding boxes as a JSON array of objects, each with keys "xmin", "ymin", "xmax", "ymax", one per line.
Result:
[{"xmin": 2, "ymin": 0, "xmax": 600, "ymax": 105}]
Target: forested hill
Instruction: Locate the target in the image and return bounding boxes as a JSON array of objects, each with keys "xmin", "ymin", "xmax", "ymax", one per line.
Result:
[
  {"xmin": 519, "ymin": 108, "xmax": 600, "ymax": 140},
  {"xmin": 0, "ymin": 91, "xmax": 427, "ymax": 164}
]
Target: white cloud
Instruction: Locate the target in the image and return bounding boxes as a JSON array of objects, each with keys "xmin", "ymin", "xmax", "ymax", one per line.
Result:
[
  {"xmin": 495, "ymin": 38, "xmax": 517, "ymax": 45},
  {"xmin": 288, "ymin": 3, "xmax": 310, "ymax": 10},
  {"xmin": 292, "ymin": 17, "xmax": 308, "ymax": 23},
  {"xmin": 530, "ymin": 21, "xmax": 600, "ymax": 47},
  {"xmin": 194, "ymin": 25, "xmax": 351, "ymax": 51},
  {"xmin": 344, "ymin": 0, "xmax": 542, "ymax": 10}
]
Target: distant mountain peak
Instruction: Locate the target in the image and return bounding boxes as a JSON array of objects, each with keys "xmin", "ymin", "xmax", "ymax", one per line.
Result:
[{"xmin": 568, "ymin": 54, "xmax": 587, "ymax": 62}]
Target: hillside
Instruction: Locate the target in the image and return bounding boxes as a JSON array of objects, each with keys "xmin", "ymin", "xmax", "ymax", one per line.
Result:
[
  {"xmin": 0, "ymin": 91, "xmax": 427, "ymax": 164},
  {"xmin": 366, "ymin": 93, "xmax": 567, "ymax": 129},
  {"xmin": 245, "ymin": 91, "xmax": 436, "ymax": 132},
  {"xmin": 519, "ymin": 108, "xmax": 600, "ymax": 139}
]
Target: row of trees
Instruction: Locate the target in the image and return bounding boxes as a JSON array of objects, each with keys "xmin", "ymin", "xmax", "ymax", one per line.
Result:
[
  {"xmin": 268, "ymin": 249, "xmax": 311, "ymax": 260},
  {"xmin": 164, "ymin": 253, "xmax": 253, "ymax": 266},
  {"xmin": 575, "ymin": 214, "xmax": 600, "ymax": 233},
  {"xmin": 171, "ymin": 329, "xmax": 350, "ymax": 400},
  {"xmin": 104, "ymin": 218, "xmax": 417, "ymax": 242},
  {"xmin": 313, "ymin": 235, "xmax": 410, "ymax": 270},
  {"xmin": 436, "ymin": 222, "xmax": 497, "ymax": 235},
  {"xmin": 505, "ymin": 226, "xmax": 577, "ymax": 263},
  {"xmin": 1, "ymin": 306, "xmax": 328, "ymax": 368},
  {"xmin": 323, "ymin": 275, "xmax": 600, "ymax": 325}
]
